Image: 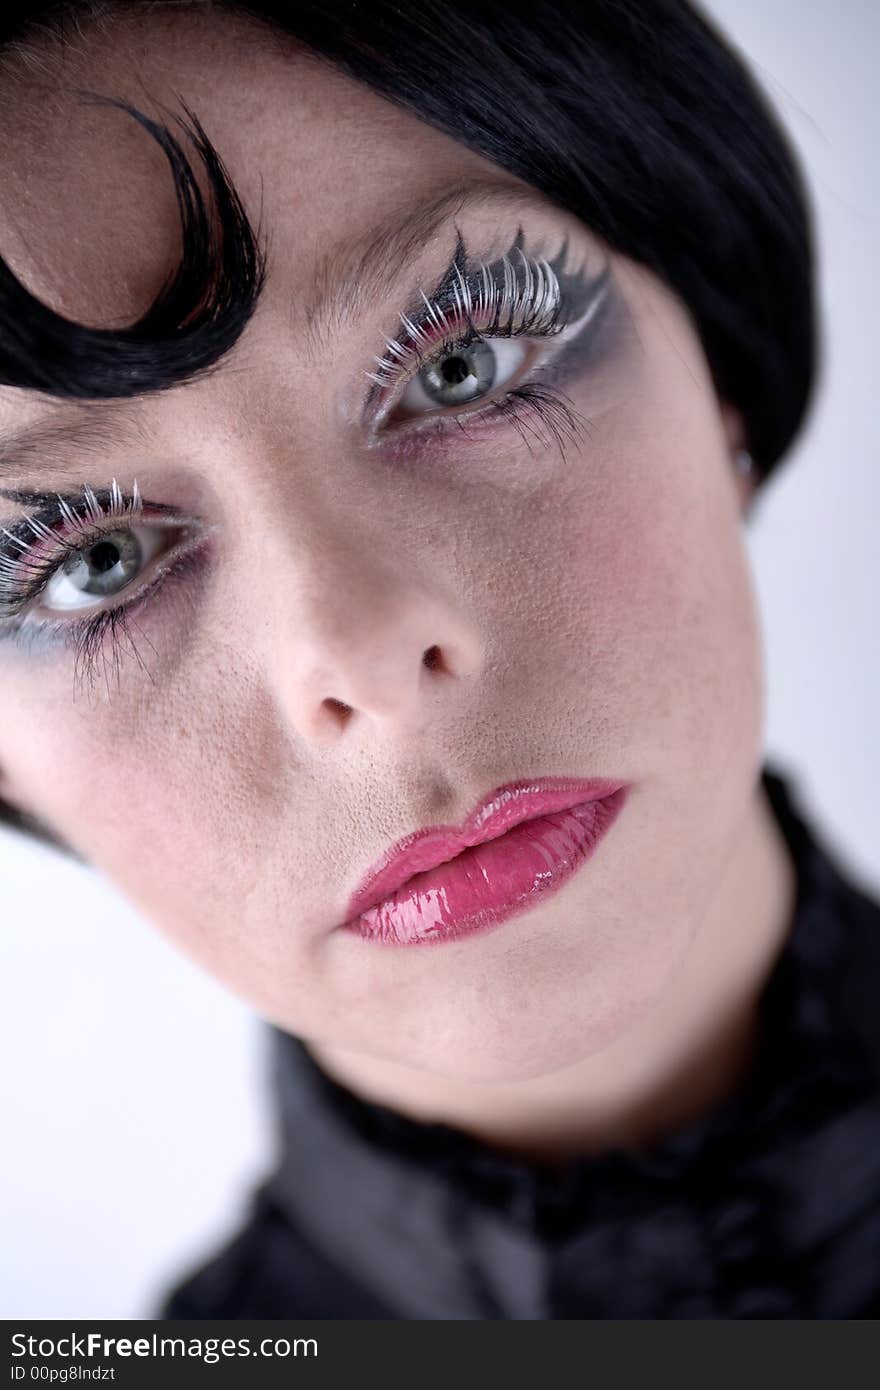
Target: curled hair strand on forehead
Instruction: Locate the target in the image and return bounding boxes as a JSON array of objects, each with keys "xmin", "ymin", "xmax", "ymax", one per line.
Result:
[{"xmin": 0, "ymin": 89, "xmax": 268, "ymax": 399}]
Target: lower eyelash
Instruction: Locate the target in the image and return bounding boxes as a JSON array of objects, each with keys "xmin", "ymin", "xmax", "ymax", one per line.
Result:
[
  {"xmin": 70, "ymin": 604, "xmax": 150, "ymax": 704},
  {"xmin": 486, "ymin": 383, "xmax": 591, "ymax": 463},
  {"xmin": 395, "ymin": 380, "xmax": 591, "ymax": 465}
]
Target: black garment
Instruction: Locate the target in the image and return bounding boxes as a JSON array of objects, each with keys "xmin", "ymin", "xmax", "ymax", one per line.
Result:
[{"xmin": 157, "ymin": 763, "xmax": 880, "ymax": 1319}]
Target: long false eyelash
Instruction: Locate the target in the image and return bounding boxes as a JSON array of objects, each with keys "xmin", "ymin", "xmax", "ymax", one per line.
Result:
[
  {"xmin": 366, "ymin": 243, "xmax": 566, "ymax": 394},
  {"xmin": 363, "ymin": 234, "xmax": 607, "ymax": 459},
  {"xmin": 0, "ymin": 477, "xmax": 144, "ymax": 605}
]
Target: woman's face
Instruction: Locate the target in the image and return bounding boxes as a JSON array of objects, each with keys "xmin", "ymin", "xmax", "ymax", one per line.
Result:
[{"xmin": 0, "ymin": 6, "xmax": 762, "ymax": 1082}]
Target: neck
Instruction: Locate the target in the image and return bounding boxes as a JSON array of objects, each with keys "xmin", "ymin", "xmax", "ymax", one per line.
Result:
[{"xmin": 307, "ymin": 775, "xmax": 798, "ymax": 1166}]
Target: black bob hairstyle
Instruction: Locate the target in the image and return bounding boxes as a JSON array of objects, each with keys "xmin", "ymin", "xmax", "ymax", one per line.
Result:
[{"xmin": 0, "ymin": 0, "xmax": 817, "ymax": 853}]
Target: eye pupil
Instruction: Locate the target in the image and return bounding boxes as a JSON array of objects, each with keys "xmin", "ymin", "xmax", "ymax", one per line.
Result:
[
  {"xmin": 419, "ymin": 338, "xmax": 497, "ymax": 407},
  {"xmin": 91, "ymin": 540, "xmax": 121, "ymax": 574},
  {"xmin": 55, "ymin": 527, "xmax": 143, "ymax": 602},
  {"xmin": 441, "ymin": 355, "xmax": 470, "ymax": 385}
]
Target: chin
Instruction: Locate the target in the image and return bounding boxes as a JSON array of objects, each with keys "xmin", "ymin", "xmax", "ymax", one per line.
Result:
[{"xmin": 400, "ymin": 970, "xmax": 667, "ymax": 1088}]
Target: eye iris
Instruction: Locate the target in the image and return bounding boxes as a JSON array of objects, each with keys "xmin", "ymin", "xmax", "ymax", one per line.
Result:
[
  {"xmin": 60, "ymin": 529, "xmax": 142, "ymax": 598},
  {"xmin": 421, "ymin": 338, "xmax": 496, "ymax": 405}
]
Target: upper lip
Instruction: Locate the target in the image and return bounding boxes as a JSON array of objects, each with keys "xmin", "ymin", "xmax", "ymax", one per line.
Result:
[{"xmin": 343, "ymin": 776, "xmax": 627, "ymax": 924}]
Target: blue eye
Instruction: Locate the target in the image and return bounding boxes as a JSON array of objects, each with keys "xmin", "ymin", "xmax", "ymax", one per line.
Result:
[
  {"xmin": 394, "ymin": 336, "xmax": 528, "ymax": 418},
  {"xmin": 365, "ymin": 234, "xmax": 611, "ymax": 441},
  {"xmin": 39, "ymin": 525, "xmax": 169, "ymax": 614},
  {"xmin": 0, "ymin": 479, "xmax": 214, "ymax": 699}
]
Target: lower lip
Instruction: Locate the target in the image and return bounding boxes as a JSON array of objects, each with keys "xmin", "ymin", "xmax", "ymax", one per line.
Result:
[{"xmin": 342, "ymin": 787, "xmax": 628, "ymax": 947}]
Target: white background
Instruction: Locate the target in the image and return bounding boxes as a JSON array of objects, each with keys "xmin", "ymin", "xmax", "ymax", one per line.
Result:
[{"xmin": 1, "ymin": 0, "xmax": 878, "ymax": 1318}]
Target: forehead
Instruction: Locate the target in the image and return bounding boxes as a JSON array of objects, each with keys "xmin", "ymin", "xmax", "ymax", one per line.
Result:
[{"xmin": 0, "ymin": 3, "xmax": 509, "ymax": 326}]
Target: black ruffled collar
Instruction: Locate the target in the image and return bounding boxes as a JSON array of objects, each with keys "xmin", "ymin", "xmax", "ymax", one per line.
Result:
[{"xmin": 264, "ymin": 764, "xmax": 880, "ymax": 1317}]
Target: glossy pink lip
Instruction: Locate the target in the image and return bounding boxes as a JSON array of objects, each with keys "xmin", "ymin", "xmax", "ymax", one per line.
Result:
[{"xmin": 341, "ymin": 777, "xmax": 629, "ymax": 947}]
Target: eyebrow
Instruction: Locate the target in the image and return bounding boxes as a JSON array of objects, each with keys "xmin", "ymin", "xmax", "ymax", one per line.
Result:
[
  {"xmin": 0, "ymin": 179, "xmax": 559, "ymax": 484},
  {"xmin": 0, "ymin": 402, "xmax": 152, "ymax": 492},
  {"xmin": 301, "ymin": 177, "xmax": 559, "ymax": 356}
]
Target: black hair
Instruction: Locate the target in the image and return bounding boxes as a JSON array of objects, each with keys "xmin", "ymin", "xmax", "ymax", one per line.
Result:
[
  {"xmin": 0, "ymin": 0, "xmax": 818, "ymax": 854},
  {"xmin": 0, "ymin": 90, "xmax": 268, "ymax": 398}
]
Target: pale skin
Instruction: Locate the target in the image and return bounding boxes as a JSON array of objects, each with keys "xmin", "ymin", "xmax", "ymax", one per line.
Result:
[{"xmin": 0, "ymin": 5, "xmax": 796, "ymax": 1167}]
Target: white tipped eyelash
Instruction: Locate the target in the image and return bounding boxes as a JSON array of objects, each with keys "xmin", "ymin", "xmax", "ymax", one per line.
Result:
[
  {"xmin": 0, "ymin": 476, "xmax": 143, "ymax": 590},
  {"xmin": 364, "ymin": 246, "xmax": 562, "ymax": 392}
]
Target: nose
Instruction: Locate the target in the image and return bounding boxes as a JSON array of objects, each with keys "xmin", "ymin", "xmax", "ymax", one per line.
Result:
[{"xmin": 257, "ymin": 514, "xmax": 485, "ymax": 745}]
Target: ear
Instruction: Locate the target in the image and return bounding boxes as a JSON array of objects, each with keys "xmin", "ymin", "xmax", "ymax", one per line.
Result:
[{"xmin": 719, "ymin": 401, "xmax": 756, "ymax": 517}]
